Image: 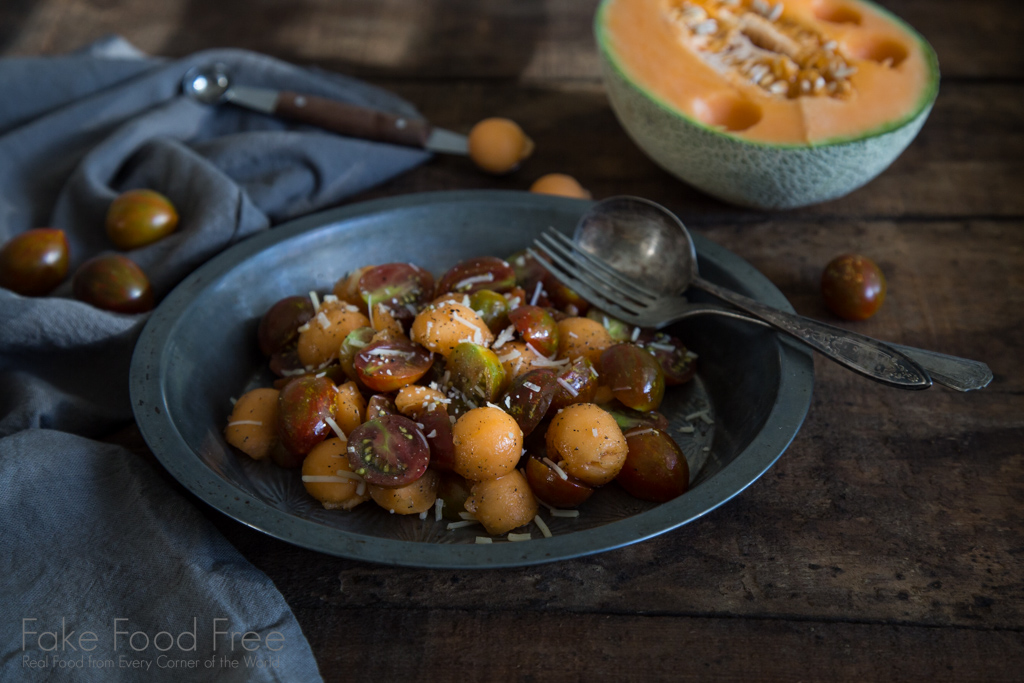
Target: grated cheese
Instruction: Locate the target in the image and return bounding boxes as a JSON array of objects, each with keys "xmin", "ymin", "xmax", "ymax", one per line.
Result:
[
  {"xmin": 492, "ymin": 325, "xmax": 516, "ymax": 350},
  {"xmin": 529, "ymin": 280, "xmax": 544, "ymax": 306},
  {"xmin": 648, "ymin": 342, "xmax": 676, "ymax": 352},
  {"xmin": 435, "ymin": 497, "xmax": 444, "ymax": 522},
  {"xmin": 557, "ymin": 377, "xmax": 579, "ymax": 397},
  {"xmin": 533, "ymin": 515, "xmax": 552, "ymax": 539},
  {"xmin": 455, "ymin": 273, "xmax": 494, "ymax": 290},
  {"xmin": 542, "ymin": 457, "xmax": 569, "ymax": 480},
  {"xmin": 550, "ymin": 508, "xmax": 580, "ymax": 518},
  {"xmin": 317, "ymin": 311, "xmax": 331, "ymax": 329},
  {"xmin": 523, "ymin": 381, "xmax": 542, "ymax": 392},
  {"xmin": 507, "ymin": 533, "xmax": 532, "ymax": 542},
  {"xmin": 475, "ymin": 537, "xmax": 493, "ymax": 544},
  {"xmin": 451, "ymin": 312, "xmax": 480, "ymax": 332},
  {"xmin": 324, "ymin": 416, "xmax": 348, "ymax": 442},
  {"xmin": 447, "ymin": 520, "xmax": 479, "ymax": 530},
  {"xmin": 308, "ymin": 291, "xmax": 321, "ymax": 311},
  {"xmin": 629, "ymin": 427, "xmax": 657, "ymax": 437},
  {"xmin": 631, "ymin": 327, "xmax": 640, "ymax": 342},
  {"xmin": 227, "ymin": 420, "xmax": 262, "ymax": 427}
]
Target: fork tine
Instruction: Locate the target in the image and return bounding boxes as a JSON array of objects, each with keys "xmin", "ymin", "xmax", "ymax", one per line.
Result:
[
  {"xmin": 526, "ymin": 244, "xmax": 635, "ymax": 310},
  {"xmin": 542, "ymin": 229, "xmax": 661, "ymax": 301},
  {"xmin": 530, "ymin": 239, "xmax": 652, "ymax": 312},
  {"xmin": 527, "ymin": 248, "xmax": 646, "ymax": 325}
]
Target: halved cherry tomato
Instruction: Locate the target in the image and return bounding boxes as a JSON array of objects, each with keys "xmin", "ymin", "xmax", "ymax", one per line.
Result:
[
  {"xmin": 355, "ymin": 338, "xmax": 433, "ymax": 392},
  {"xmin": 346, "ymin": 415, "xmax": 430, "ymax": 487}
]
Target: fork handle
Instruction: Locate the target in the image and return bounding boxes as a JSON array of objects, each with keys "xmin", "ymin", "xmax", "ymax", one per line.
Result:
[{"xmin": 692, "ymin": 276, "xmax": 933, "ymax": 390}]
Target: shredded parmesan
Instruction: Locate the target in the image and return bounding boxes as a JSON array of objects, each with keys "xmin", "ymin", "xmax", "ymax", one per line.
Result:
[
  {"xmin": 542, "ymin": 457, "xmax": 569, "ymax": 480},
  {"xmin": 459, "ymin": 511, "xmax": 477, "ymax": 521},
  {"xmin": 523, "ymin": 381, "xmax": 542, "ymax": 392},
  {"xmin": 557, "ymin": 377, "xmax": 579, "ymax": 397},
  {"xmin": 447, "ymin": 520, "xmax": 479, "ymax": 530},
  {"xmin": 531, "ymin": 356, "xmax": 569, "ymax": 368},
  {"xmin": 685, "ymin": 350, "xmax": 699, "ymax": 360},
  {"xmin": 497, "ymin": 349, "xmax": 522, "ymax": 363},
  {"xmin": 426, "ymin": 429, "xmax": 437, "ymax": 439},
  {"xmin": 227, "ymin": 420, "xmax": 262, "ymax": 427},
  {"xmin": 492, "ymin": 325, "xmax": 516, "ymax": 350},
  {"xmin": 324, "ymin": 416, "xmax": 348, "ymax": 441},
  {"xmin": 631, "ymin": 327, "xmax": 640, "ymax": 342},
  {"xmin": 308, "ymin": 291, "xmax": 321, "ymax": 311},
  {"xmin": 332, "ymin": 470, "xmax": 364, "ymax": 482},
  {"xmin": 297, "ymin": 323, "xmax": 311, "ymax": 333},
  {"xmin": 301, "ymin": 475, "xmax": 353, "ymax": 484},
  {"xmin": 475, "ymin": 537, "xmax": 493, "ymax": 544},
  {"xmin": 455, "ymin": 273, "xmax": 494, "ymax": 290},
  {"xmin": 355, "ymin": 481, "xmax": 366, "ymax": 496},
  {"xmin": 529, "ymin": 280, "xmax": 544, "ymax": 306},
  {"xmin": 568, "ymin": 331, "xmax": 578, "ymax": 339},
  {"xmin": 507, "ymin": 533, "xmax": 532, "ymax": 542},
  {"xmin": 629, "ymin": 427, "xmax": 657, "ymax": 437},
  {"xmin": 322, "ymin": 294, "xmax": 338, "ymax": 304},
  {"xmin": 677, "ymin": 424, "xmax": 695, "ymax": 434},
  {"xmin": 648, "ymin": 342, "xmax": 676, "ymax": 352},
  {"xmin": 550, "ymin": 508, "xmax": 580, "ymax": 518},
  {"xmin": 451, "ymin": 312, "xmax": 480, "ymax": 332},
  {"xmin": 348, "ymin": 338, "xmax": 368, "ymax": 348},
  {"xmin": 317, "ymin": 311, "xmax": 331, "ymax": 329},
  {"xmin": 533, "ymin": 515, "xmax": 552, "ymax": 539},
  {"xmin": 434, "ymin": 497, "xmax": 444, "ymax": 521},
  {"xmin": 592, "ymin": 427, "xmax": 598, "ymax": 437}
]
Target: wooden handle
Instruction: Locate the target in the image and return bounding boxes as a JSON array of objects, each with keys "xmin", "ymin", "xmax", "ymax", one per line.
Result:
[{"xmin": 275, "ymin": 91, "xmax": 431, "ymax": 148}]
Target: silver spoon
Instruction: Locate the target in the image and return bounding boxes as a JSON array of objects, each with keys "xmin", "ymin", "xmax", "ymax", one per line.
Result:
[
  {"xmin": 181, "ymin": 63, "xmax": 469, "ymax": 154},
  {"xmin": 573, "ymin": 196, "xmax": 991, "ymax": 391}
]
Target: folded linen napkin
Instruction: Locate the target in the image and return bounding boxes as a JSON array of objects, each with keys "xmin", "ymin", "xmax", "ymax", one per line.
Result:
[{"xmin": 0, "ymin": 35, "xmax": 431, "ymax": 681}]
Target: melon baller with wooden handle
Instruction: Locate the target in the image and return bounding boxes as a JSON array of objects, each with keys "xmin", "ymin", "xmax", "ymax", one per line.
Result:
[{"xmin": 182, "ymin": 63, "xmax": 469, "ymax": 155}]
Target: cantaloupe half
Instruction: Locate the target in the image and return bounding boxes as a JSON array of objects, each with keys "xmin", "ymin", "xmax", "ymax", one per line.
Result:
[{"xmin": 596, "ymin": 0, "xmax": 940, "ymax": 209}]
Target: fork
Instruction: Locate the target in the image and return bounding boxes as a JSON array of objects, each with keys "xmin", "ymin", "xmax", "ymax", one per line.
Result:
[{"xmin": 532, "ymin": 229, "xmax": 992, "ymax": 391}]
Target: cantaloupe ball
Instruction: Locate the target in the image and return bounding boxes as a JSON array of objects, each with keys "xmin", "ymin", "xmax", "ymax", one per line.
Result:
[
  {"xmin": 556, "ymin": 317, "xmax": 614, "ymax": 365},
  {"xmin": 468, "ymin": 118, "xmax": 534, "ymax": 174},
  {"xmin": 452, "ymin": 406, "xmax": 523, "ymax": 481},
  {"xmin": 368, "ymin": 469, "xmax": 440, "ymax": 515},
  {"xmin": 334, "ymin": 381, "xmax": 366, "ymax": 435},
  {"xmin": 530, "ymin": 173, "xmax": 591, "ymax": 199},
  {"xmin": 301, "ymin": 437, "xmax": 369, "ymax": 510},
  {"xmin": 395, "ymin": 385, "xmax": 449, "ymax": 418},
  {"xmin": 296, "ymin": 304, "xmax": 371, "ymax": 368},
  {"xmin": 224, "ymin": 388, "xmax": 280, "ymax": 460},
  {"xmin": 465, "ymin": 470, "xmax": 538, "ymax": 535},
  {"xmin": 411, "ymin": 302, "xmax": 494, "ymax": 357},
  {"xmin": 546, "ymin": 403, "xmax": 628, "ymax": 486}
]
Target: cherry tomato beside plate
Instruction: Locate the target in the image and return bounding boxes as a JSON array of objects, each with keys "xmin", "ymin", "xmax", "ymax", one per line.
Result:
[
  {"xmin": 72, "ymin": 254, "xmax": 153, "ymax": 314},
  {"xmin": 0, "ymin": 228, "xmax": 70, "ymax": 296},
  {"xmin": 821, "ymin": 254, "xmax": 886, "ymax": 321},
  {"xmin": 106, "ymin": 189, "xmax": 179, "ymax": 250}
]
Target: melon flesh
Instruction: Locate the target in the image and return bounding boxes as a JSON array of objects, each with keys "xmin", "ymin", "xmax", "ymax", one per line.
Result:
[
  {"xmin": 601, "ymin": 0, "xmax": 937, "ymax": 144},
  {"xmin": 596, "ymin": 0, "xmax": 939, "ymax": 208}
]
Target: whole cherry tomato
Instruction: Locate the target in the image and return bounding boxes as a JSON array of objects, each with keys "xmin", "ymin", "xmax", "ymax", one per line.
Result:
[
  {"xmin": 72, "ymin": 254, "xmax": 154, "ymax": 314},
  {"xmin": 821, "ymin": 254, "xmax": 887, "ymax": 321},
  {"xmin": 0, "ymin": 228, "xmax": 70, "ymax": 296},
  {"xmin": 106, "ymin": 189, "xmax": 179, "ymax": 250}
]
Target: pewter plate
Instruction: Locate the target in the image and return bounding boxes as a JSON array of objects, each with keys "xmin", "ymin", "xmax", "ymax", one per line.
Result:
[{"xmin": 130, "ymin": 191, "xmax": 813, "ymax": 568}]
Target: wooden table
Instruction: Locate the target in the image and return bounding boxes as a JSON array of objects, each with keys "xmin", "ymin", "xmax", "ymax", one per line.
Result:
[{"xmin": 7, "ymin": 1, "xmax": 1023, "ymax": 679}]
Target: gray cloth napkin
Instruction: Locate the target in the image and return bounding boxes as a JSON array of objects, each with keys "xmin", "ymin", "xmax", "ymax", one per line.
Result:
[{"xmin": 1, "ymin": 36, "xmax": 431, "ymax": 681}]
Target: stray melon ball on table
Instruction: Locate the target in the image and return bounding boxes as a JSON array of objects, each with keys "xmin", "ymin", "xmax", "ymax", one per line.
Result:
[
  {"xmin": 467, "ymin": 118, "xmax": 534, "ymax": 174},
  {"xmin": 529, "ymin": 173, "xmax": 592, "ymax": 200},
  {"xmin": 224, "ymin": 248, "xmax": 700, "ymax": 539}
]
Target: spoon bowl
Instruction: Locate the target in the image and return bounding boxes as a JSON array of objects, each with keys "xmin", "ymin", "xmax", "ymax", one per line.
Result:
[
  {"xmin": 182, "ymin": 63, "xmax": 231, "ymax": 105},
  {"xmin": 574, "ymin": 196, "xmax": 695, "ymax": 297}
]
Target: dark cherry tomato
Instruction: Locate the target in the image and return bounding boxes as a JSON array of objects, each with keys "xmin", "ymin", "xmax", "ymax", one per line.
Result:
[
  {"xmin": 617, "ymin": 428, "xmax": 689, "ymax": 502},
  {"xmin": 821, "ymin": 253, "xmax": 887, "ymax": 321},
  {"xmin": 600, "ymin": 402, "xmax": 670, "ymax": 432},
  {"xmin": 448, "ymin": 342, "xmax": 507, "ymax": 403},
  {"xmin": 586, "ymin": 308, "xmax": 633, "ymax": 342},
  {"xmin": 269, "ymin": 348, "xmax": 304, "ymax": 378},
  {"xmin": 0, "ymin": 228, "xmax": 70, "ymax": 296},
  {"xmin": 549, "ymin": 356, "xmax": 599, "ymax": 411},
  {"xmin": 436, "ymin": 256, "xmax": 516, "ymax": 296},
  {"xmin": 468, "ymin": 289, "xmax": 510, "ymax": 333},
  {"xmin": 544, "ymin": 275, "xmax": 590, "ymax": 316},
  {"xmin": 346, "ymin": 415, "xmax": 429, "ymax": 487},
  {"xmin": 339, "ymin": 327, "xmax": 377, "ymax": 383},
  {"xmin": 105, "ymin": 189, "xmax": 178, "ymax": 249},
  {"xmin": 507, "ymin": 250, "xmax": 547, "ymax": 293},
  {"xmin": 277, "ymin": 375, "xmax": 338, "ymax": 458},
  {"xmin": 258, "ymin": 295, "xmax": 315, "ymax": 356},
  {"xmin": 72, "ymin": 254, "xmax": 153, "ymax": 314},
  {"xmin": 366, "ymin": 394, "xmax": 397, "ymax": 419},
  {"xmin": 638, "ymin": 332, "xmax": 697, "ymax": 386},
  {"xmin": 437, "ymin": 471, "xmax": 473, "ymax": 520},
  {"xmin": 600, "ymin": 343, "xmax": 665, "ymax": 412},
  {"xmin": 508, "ymin": 305, "xmax": 559, "ymax": 358},
  {"xmin": 358, "ymin": 263, "xmax": 434, "ymax": 322},
  {"xmin": 525, "ymin": 455, "xmax": 594, "ymax": 508},
  {"xmin": 355, "ymin": 338, "xmax": 433, "ymax": 393},
  {"xmin": 502, "ymin": 369, "xmax": 558, "ymax": 437},
  {"xmin": 419, "ymin": 406, "xmax": 456, "ymax": 472}
]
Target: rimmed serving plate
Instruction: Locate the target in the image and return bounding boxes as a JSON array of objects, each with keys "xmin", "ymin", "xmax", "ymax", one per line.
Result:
[{"xmin": 130, "ymin": 190, "xmax": 813, "ymax": 568}]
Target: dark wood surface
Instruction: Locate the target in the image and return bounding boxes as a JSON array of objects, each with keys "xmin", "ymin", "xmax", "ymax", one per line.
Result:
[{"xmin": 8, "ymin": 1, "xmax": 1023, "ymax": 680}]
